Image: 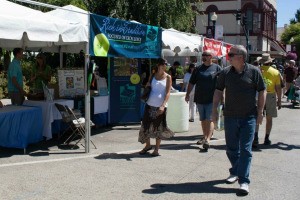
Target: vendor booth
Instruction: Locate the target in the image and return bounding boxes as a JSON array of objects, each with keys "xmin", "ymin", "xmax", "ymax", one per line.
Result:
[{"xmin": 0, "ymin": 0, "xmax": 88, "ymax": 150}]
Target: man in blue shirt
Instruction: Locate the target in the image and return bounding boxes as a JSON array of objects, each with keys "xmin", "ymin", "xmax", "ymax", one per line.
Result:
[{"xmin": 8, "ymin": 48, "xmax": 26, "ymax": 105}]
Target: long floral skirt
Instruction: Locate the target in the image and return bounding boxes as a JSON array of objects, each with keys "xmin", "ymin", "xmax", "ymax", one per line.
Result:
[{"xmin": 138, "ymin": 104, "xmax": 174, "ymax": 144}]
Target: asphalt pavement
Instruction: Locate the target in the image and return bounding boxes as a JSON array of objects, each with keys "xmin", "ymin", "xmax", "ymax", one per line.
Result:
[{"xmin": 0, "ymin": 100, "xmax": 300, "ymax": 200}]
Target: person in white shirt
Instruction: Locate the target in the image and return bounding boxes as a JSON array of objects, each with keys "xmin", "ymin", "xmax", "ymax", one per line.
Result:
[
  {"xmin": 138, "ymin": 58, "xmax": 174, "ymax": 156},
  {"xmin": 182, "ymin": 63, "xmax": 196, "ymax": 122}
]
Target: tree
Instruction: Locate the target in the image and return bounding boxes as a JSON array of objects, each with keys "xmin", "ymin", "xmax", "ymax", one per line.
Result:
[
  {"xmin": 85, "ymin": 0, "xmax": 201, "ymax": 33},
  {"xmin": 281, "ymin": 23, "xmax": 300, "ymax": 60},
  {"xmin": 12, "ymin": 0, "xmax": 87, "ymax": 11},
  {"xmin": 290, "ymin": 9, "xmax": 300, "ymax": 24},
  {"xmin": 14, "ymin": 0, "xmax": 201, "ymax": 33}
]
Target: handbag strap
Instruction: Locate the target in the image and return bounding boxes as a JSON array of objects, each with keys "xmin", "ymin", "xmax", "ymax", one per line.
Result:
[{"xmin": 147, "ymin": 74, "xmax": 155, "ymax": 86}]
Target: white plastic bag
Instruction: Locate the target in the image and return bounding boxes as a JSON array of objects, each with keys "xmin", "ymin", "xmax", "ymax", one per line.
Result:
[{"xmin": 215, "ymin": 104, "xmax": 224, "ymax": 131}]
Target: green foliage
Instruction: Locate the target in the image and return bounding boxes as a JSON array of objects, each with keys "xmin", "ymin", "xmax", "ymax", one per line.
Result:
[
  {"xmin": 290, "ymin": 9, "xmax": 300, "ymax": 24},
  {"xmin": 281, "ymin": 23, "xmax": 300, "ymax": 57},
  {"xmin": 176, "ymin": 66, "xmax": 184, "ymax": 78},
  {"xmin": 14, "ymin": 0, "xmax": 201, "ymax": 32},
  {"xmin": 86, "ymin": 0, "xmax": 201, "ymax": 33},
  {"xmin": 14, "ymin": 0, "xmax": 87, "ymax": 11}
]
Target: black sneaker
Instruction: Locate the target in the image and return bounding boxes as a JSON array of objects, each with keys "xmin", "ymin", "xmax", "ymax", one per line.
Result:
[
  {"xmin": 203, "ymin": 140, "xmax": 210, "ymax": 150},
  {"xmin": 252, "ymin": 139, "xmax": 258, "ymax": 148},
  {"xmin": 264, "ymin": 138, "xmax": 271, "ymax": 145}
]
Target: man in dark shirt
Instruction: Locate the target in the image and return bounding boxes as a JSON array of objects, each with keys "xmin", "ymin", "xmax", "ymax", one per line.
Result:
[
  {"xmin": 168, "ymin": 61, "xmax": 180, "ymax": 90},
  {"xmin": 185, "ymin": 50, "xmax": 222, "ymax": 150},
  {"xmin": 284, "ymin": 60, "xmax": 298, "ymax": 96},
  {"xmin": 212, "ymin": 45, "xmax": 266, "ymax": 195}
]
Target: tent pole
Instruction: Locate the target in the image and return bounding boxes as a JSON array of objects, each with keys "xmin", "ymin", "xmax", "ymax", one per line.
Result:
[
  {"xmin": 59, "ymin": 46, "xmax": 63, "ymax": 68},
  {"xmin": 84, "ymin": 12, "xmax": 91, "ymax": 153}
]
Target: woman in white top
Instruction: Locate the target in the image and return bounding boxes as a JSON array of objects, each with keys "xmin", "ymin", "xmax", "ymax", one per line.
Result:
[
  {"xmin": 138, "ymin": 58, "xmax": 174, "ymax": 156},
  {"xmin": 182, "ymin": 63, "xmax": 196, "ymax": 122}
]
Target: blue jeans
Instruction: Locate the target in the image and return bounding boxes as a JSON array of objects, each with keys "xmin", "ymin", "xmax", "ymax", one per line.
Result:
[{"xmin": 224, "ymin": 115, "xmax": 256, "ymax": 184}]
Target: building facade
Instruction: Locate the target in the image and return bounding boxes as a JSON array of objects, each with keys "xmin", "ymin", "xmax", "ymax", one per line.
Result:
[{"xmin": 194, "ymin": 0, "xmax": 286, "ymax": 62}]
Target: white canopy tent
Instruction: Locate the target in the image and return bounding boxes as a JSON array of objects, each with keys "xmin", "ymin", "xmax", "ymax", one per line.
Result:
[
  {"xmin": 0, "ymin": 0, "xmax": 88, "ymax": 53},
  {"xmin": 0, "ymin": 0, "xmax": 92, "ymax": 153},
  {"xmin": 162, "ymin": 28, "xmax": 202, "ymax": 57}
]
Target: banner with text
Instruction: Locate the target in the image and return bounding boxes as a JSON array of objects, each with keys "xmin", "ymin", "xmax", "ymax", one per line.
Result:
[
  {"xmin": 203, "ymin": 38, "xmax": 223, "ymax": 57},
  {"xmin": 90, "ymin": 14, "xmax": 162, "ymax": 58}
]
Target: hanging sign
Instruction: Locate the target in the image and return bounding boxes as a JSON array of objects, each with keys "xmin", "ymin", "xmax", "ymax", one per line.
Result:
[
  {"xmin": 203, "ymin": 38, "xmax": 223, "ymax": 57},
  {"xmin": 90, "ymin": 14, "xmax": 162, "ymax": 58}
]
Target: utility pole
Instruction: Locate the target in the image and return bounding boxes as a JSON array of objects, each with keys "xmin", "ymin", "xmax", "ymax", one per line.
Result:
[{"xmin": 236, "ymin": 9, "xmax": 249, "ymax": 61}]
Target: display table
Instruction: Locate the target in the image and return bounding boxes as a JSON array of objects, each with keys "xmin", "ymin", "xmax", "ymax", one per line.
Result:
[
  {"xmin": 91, "ymin": 95, "xmax": 109, "ymax": 126},
  {"xmin": 0, "ymin": 105, "xmax": 43, "ymax": 149},
  {"xmin": 23, "ymin": 99, "xmax": 74, "ymax": 139}
]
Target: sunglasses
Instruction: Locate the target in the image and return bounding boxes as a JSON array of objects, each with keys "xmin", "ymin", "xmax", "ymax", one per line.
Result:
[
  {"xmin": 202, "ymin": 54, "xmax": 211, "ymax": 57},
  {"xmin": 228, "ymin": 52, "xmax": 242, "ymax": 57}
]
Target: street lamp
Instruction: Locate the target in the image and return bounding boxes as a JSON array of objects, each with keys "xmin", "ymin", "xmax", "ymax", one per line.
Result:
[{"xmin": 211, "ymin": 12, "xmax": 218, "ymax": 39}]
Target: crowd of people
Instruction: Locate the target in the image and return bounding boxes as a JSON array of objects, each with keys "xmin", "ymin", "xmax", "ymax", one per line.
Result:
[
  {"xmin": 1, "ymin": 45, "xmax": 298, "ymax": 195},
  {"xmin": 139, "ymin": 45, "xmax": 299, "ymax": 195}
]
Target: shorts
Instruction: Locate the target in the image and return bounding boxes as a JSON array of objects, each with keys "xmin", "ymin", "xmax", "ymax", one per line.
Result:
[
  {"xmin": 265, "ymin": 93, "xmax": 277, "ymax": 117},
  {"xmin": 197, "ymin": 103, "xmax": 213, "ymax": 121}
]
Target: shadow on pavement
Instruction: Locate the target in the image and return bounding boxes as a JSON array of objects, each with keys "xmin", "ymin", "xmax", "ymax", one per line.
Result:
[
  {"xmin": 169, "ymin": 135, "xmax": 201, "ymax": 142},
  {"xmin": 159, "ymin": 143, "xmax": 200, "ymax": 151},
  {"xmin": 142, "ymin": 179, "xmax": 241, "ymax": 195},
  {"xmin": 94, "ymin": 152, "xmax": 156, "ymax": 161},
  {"xmin": 253, "ymin": 142, "xmax": 300, "ymax": 151}
]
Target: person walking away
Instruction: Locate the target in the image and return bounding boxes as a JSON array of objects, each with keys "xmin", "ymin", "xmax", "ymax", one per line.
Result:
[
  {"xmin": 138, "ymin": 58, "xmax": 174, "ymax": 156},
  {"xmin": 253, "ymin": 54, "xmax": 281, "ymax": 147},
  {"xmin": 181, "ymin": 63, "xmax": 196, "ymax": 122},
  {"xmin": 7, "ymin": 48, "xmax": 26, "ymax": 105},
  {"xmin": 185, "ymin": 50, "xmax": 222, "ymax": 150},
  {"xmin": 283, "ymin": 60, "xmax": 297, "ymax": 98},
  {"xmin": 212, "ymin": 45, "xmax": 266, "ymax": 194},
  {"xmin": 168, "ymin": 61, "xmax": 180, "ymax": 90}
]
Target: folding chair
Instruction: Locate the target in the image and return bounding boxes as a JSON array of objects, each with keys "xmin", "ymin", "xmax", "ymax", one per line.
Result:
[
  {"xmin": 54, "ymin": 103, "xmax": 75, "ymax": 139},
  {"xmin": 64, "ymin": 105, "xmax": 97, "ymax": 149}
]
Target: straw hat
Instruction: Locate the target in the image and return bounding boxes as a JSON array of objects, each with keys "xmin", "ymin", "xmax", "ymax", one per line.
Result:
[
  {"xmin": 259, "ymin": 53, "xmax": 274, "ymax": 64},
  {"xmin": 289, "ymin": 60, "xmax": 296, "ymax": 65}
]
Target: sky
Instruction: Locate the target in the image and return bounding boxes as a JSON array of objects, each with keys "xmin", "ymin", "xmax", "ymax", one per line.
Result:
[{"xmin": 277, "ymin": 0, "xmax": 299, "ymax": 27}]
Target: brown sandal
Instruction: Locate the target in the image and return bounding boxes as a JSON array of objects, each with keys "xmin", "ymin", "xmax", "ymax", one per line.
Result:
[
  {"xmin": 139, "ymin": 146, "xmax": 152, "ymax": 155},
  {"xmin": 151, "ymin": 151, "xmax": 160, "ymax": 157}
]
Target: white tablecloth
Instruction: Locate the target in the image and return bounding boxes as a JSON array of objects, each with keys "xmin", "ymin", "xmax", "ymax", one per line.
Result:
[
  {"xmin": 0, "ymin": 99, "xmax": 12, "ymax": 106},
  {"xmin": 93, "ymin": 96, "xmax": 109, "ymax": 114},
  {"xmin": 23, "ymin": 99, "xmax": 74, "ymax": 139}
]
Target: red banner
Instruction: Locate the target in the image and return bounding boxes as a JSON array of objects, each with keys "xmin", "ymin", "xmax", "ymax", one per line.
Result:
[
  {"xmin": 225, "ymin": 44, "xmax": 232, "ymax": 60},
  {"xmin": 203, "ymin": 38, "xmax": 222, "ymax": 57}
]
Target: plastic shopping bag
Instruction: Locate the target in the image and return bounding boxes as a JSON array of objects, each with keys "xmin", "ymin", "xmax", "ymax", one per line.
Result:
[{"xmin": 215, "ymin": 104, "xmax": 224, "ymax": 131}]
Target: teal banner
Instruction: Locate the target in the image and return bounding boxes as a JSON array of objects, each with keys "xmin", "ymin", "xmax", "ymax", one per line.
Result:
[{"xmin": 90, "ymin": 14, "xmax": 162, "ymax": 58}]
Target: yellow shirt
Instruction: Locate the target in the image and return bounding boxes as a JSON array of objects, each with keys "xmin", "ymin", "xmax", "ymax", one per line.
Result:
[{"xmin": 260, "ymin": 65, "xmax": 281, "ymax": 93}]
